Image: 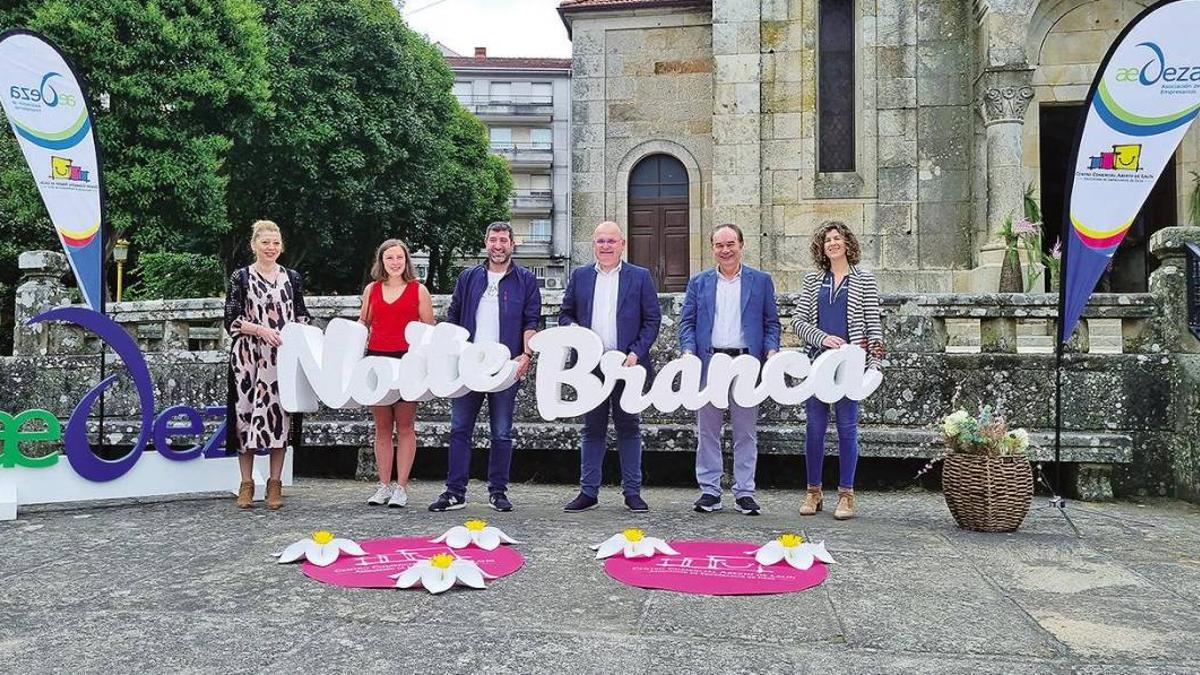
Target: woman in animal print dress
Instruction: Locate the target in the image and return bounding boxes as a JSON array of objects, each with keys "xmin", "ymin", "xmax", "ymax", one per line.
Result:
[{"xmin": 224, "ymin": 220, "xmax": 311, "ymax": 510}]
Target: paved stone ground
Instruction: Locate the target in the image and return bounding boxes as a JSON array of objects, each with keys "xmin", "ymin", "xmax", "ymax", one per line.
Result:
[{"xmin": 2, "ymin": 479, "xmax": 1199, "ymax": 674}]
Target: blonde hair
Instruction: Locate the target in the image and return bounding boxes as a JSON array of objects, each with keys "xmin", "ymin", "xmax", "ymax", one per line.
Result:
[
  {"xmin": 371, "ymin": 238, "xmax": 418, "ymax": 282},
  {"xmin": 250, "ymin": 219, "xmax": 283, "ymax": 251}
]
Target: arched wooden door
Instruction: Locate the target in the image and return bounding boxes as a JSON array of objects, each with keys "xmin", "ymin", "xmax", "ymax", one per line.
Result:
[{"xmin": 628, "ymin": 154, "xmax": 689, "ymax": 292}]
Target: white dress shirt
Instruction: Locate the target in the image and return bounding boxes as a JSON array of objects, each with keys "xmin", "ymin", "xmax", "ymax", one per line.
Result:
[
  {"xmin": 711, "ymin": 266, "xmax": 747, "ymax": 349},
  {"xmin": 474, "ymin": 270, "xmax": 505, "ymax": 344},
  {"xmin": 590, "ymin": 262, "xmax": 621, "ymax": 351}
]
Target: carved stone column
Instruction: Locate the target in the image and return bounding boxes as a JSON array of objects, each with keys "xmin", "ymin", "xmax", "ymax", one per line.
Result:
[
  {"xmin": 14, "ymin": 250, "xmax": 70, "ymax": 356},
  {"xmin": 974, "ymin": 67, "xmax": 1035, "ymax": 291},
  {"xmin": 1149, "ymin": 226, "xmax": 1200, "ymax": 354}
]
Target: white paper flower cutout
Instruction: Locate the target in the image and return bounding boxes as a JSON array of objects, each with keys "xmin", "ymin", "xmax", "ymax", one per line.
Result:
[
  {"xmin": 392, "ymin": 553, "xmax": 496, "ymax": 594},
  {"xmin": 277, "ymin": 530, "xmax": 366, "ymax": 567},
  {"xmin": 591, "ymin": 528, "xmax": 679, "ymax": 559},
  {"xmin": 431, "ymin": 519, "xmax": 521, "ymax": 551},
  {"xmin": 748, "ymin": 533, "xmax": 836, "ymax": 570}
]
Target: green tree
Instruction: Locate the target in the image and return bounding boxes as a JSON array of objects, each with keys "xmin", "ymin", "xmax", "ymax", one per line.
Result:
[
  {"xmin": 2, "ymin": 0, "xmax": 510, "ymax": 326},
  {"xmin": 229, "ymin": 0, "xmax": 509, "ymax": 293},
  {"xmin": 0, "ymin": 0, "xmax": 270, "ymax": 292},
  {"xmin": 419, "ymin": 104, "xmax": 512, "ymax": 291},
  {"xmin": 124, "ymin": 251, "xmax": 225, "ymax": 300}
]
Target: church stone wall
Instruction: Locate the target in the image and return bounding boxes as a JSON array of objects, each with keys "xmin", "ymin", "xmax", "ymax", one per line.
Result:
[
  {"xmin": 567, "ymin": 0, "xmax": 977, "ymax": 293},
  {"xmin": 756, "ymin": 0, "xmax": 975, "ymax": 293},
  {"xmin": 568, "ymin": 9, "xmax": 715, "ymax": 269}
]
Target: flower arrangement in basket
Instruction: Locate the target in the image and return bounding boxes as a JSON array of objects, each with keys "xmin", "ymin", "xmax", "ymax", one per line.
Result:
[
  {"xmin": 935, "ymin": 406, "xmax": 1034, "ymax": 532},
  {"xmin": 939, "ymin": 406, "xmax": 1030, "ymax": 457}
]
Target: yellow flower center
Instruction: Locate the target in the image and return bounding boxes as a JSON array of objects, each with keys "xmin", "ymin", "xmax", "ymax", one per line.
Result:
[
  {"xmin": 464, "ymin": 519, "xmax": 488, "ymax": 532},
  {"xmin": 429, "ymin": 553, "xmax": 455, "ymax": 570},
  {"xmin": 312, "ymin": 531, "xmax": 334, "ymax": 545},
  {"xmin": 777, "ymin": 533, "xmax": 804, "ymax": 548},
  {"xmin": 623, "ymin": 528, "xmax": 645, "ymax": 542}
]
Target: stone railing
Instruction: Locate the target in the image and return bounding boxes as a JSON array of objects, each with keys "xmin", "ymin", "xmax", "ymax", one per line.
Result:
[
  {"xmin": 6, "ymin": 226, "xmax": 1200, "ymax": 502},
  {"xmin": 11, "ymin": 256, "xmax": 1161, "ymax": 359}
]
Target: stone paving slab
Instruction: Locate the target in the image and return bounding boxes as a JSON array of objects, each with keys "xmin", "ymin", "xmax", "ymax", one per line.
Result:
[{"xmin": 1, "ymin": 479, "xmax": 1199, "ymax": 674}]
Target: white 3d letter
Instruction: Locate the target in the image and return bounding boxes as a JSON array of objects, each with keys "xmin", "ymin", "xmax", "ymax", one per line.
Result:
[
  {"xmin": 279, "ymin": 318, "xmax": 368, "ymax": 412},
  {"xmin": 530, "ymin": 326, "xmax": 611, "ymax": 420}
]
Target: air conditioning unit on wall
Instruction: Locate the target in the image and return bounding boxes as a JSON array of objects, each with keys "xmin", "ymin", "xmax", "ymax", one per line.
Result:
[{"xmin": 544, "ymin": 277, "xmax": 562, "ymax": 289}]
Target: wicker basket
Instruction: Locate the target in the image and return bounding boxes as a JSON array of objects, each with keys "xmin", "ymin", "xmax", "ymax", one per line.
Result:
[{"xmin": 942, "ymin": 454, "xmax": 1033, "ymax": 532}]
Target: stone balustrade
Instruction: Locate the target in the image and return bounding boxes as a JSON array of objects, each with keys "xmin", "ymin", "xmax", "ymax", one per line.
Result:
[
  {"xmin": 12, "ymin": 269, "xmax": 1162, "ymax": 359},
  {"xmin": 5, "ymin": 226, "xmax": 1200, "ymax": 503}
]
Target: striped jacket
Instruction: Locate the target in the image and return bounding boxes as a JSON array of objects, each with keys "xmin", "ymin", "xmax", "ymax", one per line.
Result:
[{"xmin": 791, "ymin": 265, "xmax": 884, "ymax": 370}]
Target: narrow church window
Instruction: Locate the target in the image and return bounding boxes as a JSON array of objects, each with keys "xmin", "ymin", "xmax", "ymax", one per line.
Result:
[{"xmin": 818, "ymin": 0, "xmax": 855, "ymax": 173}]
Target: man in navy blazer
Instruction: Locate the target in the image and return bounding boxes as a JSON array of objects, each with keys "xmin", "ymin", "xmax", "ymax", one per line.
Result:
[
  {"xmin": 679, "ymin": 223, "xmax": 780, "ymax": 515},
  {"xmin": 559, "ymin": 221, "xmax": 662, "ymax": 512},
  {"xmin": 429, "ymin": 222, "xmax": 541, "ymax": 514}
]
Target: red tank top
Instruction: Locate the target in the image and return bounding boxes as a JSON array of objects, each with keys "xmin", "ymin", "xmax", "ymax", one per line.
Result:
[{"xmin": 366, "ymin": 280, "xmax": 420, "ymax": 351}]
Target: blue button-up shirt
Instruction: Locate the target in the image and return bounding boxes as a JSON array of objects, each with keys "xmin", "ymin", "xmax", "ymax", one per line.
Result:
[{"xmin": 817, "ymin": 271, "xmax": 850, "ymax": 340}]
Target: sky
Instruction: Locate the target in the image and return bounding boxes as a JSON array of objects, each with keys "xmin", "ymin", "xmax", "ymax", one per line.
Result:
[{"xmin": 402, "ymin": 0, "xmax": 573, "ymax": 58}]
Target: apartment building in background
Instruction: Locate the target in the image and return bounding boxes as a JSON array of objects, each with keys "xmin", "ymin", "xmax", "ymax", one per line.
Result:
[{"xmin": 444, "ymin": 46, "xmax": 572, "ymax": 289}]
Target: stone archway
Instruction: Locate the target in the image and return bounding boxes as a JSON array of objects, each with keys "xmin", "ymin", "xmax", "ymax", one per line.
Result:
[
  {"xmin": 626, "ymin": 154, "xmax": 690, "ymax": 292},
  {"xmin": 612, "ymin": 140, "xmax": 704, "ymax": 286}
]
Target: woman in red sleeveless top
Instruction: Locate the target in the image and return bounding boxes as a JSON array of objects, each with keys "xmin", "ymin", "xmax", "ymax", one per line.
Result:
[{"xmin": 358, "ymin": 239, "xmax": 433, "ymax": 508}]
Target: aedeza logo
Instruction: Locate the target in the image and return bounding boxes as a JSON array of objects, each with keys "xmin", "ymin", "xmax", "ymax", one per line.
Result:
[
  {"xmin": 50, "ymin": 156, "xmax": 90, "ymax": 182},
  {"xmin": 8, "ymin": 71, "xmax": 77, "ymax": 107},
  {"xmin": 1113, "ymin": 42, "xmax": 1200, "ymax": 85},
  {"xmin": 1087, "ymin": 144, "xmax": 1141, "ymax": 171}
]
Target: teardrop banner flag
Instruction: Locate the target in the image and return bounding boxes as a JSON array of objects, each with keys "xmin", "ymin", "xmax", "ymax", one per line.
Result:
[
  {"xmin": 1060, "ymin": 0, "xmax": 1200, "ymax": 342},
  {"xmin": 0, "ymin": 30, "xmax": 105, "ymax": 312}
]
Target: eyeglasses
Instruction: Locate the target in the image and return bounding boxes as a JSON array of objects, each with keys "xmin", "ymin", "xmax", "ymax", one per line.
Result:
[{"xmin": 593, "ymin": 238, "xmax": 622, "ymax": 246}]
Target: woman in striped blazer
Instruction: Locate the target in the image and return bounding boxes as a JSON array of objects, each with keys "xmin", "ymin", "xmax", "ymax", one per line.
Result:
[{"xmin": 791, "ymin": 221, "xmax": 883, "ymax": 520}]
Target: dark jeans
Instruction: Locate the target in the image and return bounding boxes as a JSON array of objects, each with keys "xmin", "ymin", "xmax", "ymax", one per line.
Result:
[
  {"xmin": 804, "ymin": 396, "xmax": 860, "ymax": 489},
  {"xmin": 445, "ymin": 382, "xmax": 521, "ymax": 497},
  {"xmin": 580, "ymin": 382, "xmax": 642, "ymax": 498}
]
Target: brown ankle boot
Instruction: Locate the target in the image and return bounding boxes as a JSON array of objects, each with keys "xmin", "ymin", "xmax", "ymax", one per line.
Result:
[
  {"xmin": 265, "ymin": 479, "xmax": 283, "ymax": 510},
  {"xmin": 834, "ymin": 488, "xmax": 855, "ymax": 520},
  {"xmin": 799, "ymin": 485, "xmax": 823, "ymax": 516},
  {"xmin": 236, "ymin": 480, "xmax": 254, "ymax": 509}
]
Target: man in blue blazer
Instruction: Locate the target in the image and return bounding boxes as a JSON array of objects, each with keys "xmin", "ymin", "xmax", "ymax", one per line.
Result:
[
  {"xmin": 678, "ymin": 223, "xmax": 780, "ymax": 515},
  {"xmin": 559, "ymin": 221, "xmax": 662, "ymax": 512}
]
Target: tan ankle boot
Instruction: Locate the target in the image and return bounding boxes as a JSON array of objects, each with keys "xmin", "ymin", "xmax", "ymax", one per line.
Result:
[
  {"xmin": 799, "ymin": 485, "xmax": 823, "ymax": 516},
  {"xmin": 265, "ymin": 478, "xmax": 283, "ymax": 510},
  {"xmin": 236, "ymin": 480, "xmax": 254, "ymax": 509},
  {"xmin": 833, "ymin": 488, "xmax": 855, "ymax": 520}
]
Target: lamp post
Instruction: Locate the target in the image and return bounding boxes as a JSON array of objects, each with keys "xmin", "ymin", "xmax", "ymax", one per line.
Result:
[{"xmin": 113, "ymin": 238, "xmax": 130, "ymax": 302}]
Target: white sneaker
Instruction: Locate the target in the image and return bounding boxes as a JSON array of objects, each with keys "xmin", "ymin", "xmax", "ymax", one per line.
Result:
[
  {"xmin": 388, "ymin": 485, "xmax": 409, "ymax": 508},
  {"xmin": 367, "ymin": 483, "xmax": 394, "ymax": 506}
]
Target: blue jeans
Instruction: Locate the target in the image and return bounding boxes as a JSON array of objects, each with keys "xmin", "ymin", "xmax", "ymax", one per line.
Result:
[
  {"xmin": 580, "ymin": 382, "xmax": 642, "ymax": 497},
  {"xmin": 446, "ymin": 382, "xmax": 520, "ymax": 497},
  {"xmin": 804, "ymin": 397, "xmax": 859, "ymax": 489}
]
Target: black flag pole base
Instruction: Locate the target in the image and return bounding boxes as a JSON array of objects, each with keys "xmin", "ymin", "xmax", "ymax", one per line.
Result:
[
  {"xmin": 1031, "ymin": 463, "xmax": 1155, "ymax": 537},
  {"xmin": 1033, "ymin": 462, "xmax": 1086, "ymax": 538},
  {"xmin": 1038, "ymin": 494, "xmax": 1082, "ymax": 538}
]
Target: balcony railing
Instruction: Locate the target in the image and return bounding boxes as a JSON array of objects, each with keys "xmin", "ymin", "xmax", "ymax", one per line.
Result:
[
  {"xmin": 456, "ymin": 94, "xmax": 553, "ymax": 116},
  {"xmin": 491, "ymin": 142, "xmax": 552, "ymax": 151},
  {"xmin": 490, "ymin": 142, "xmax": 553, "ymax": 165},
  {"xmin": 518, "ymin": 231, "xmax": 552, "ymax": 244},
  {"xmin": 510, "ymin": 189, "xmax": 553, "ymax": 211}
]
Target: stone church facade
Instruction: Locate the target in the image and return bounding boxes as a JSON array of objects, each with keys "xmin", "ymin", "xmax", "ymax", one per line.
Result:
[{"xmin": 557, "ymin": 0, "xmax": 1200, "ymax": 293}]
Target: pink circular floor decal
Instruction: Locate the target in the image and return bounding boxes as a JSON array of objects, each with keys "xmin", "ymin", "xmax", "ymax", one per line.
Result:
[
  {"xmin": 603, "ymin": 540, "xmax": 828, "ymax": 595},
  {"xmin": 303, "ymin": 536, "xmax": 524, "ymax": 588}
]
